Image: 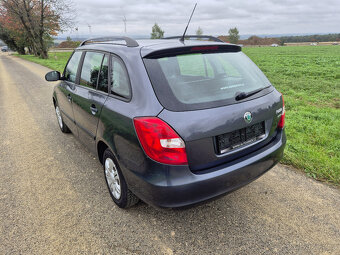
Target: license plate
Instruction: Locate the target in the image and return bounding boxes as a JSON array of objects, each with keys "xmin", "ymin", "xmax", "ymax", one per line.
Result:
[{"xmin": 217, "ymin": 122, "xmax": 265, "ymax": 154}]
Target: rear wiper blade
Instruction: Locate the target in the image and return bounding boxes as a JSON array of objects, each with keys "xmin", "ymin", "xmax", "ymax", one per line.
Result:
[{"xmin": 235, "ymin": 87, "xmax": 269, "ymax": 101}]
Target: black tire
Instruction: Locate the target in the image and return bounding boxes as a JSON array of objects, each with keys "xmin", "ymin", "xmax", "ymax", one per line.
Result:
[
  {"xmin": 103, "ymin": 149, "xmax": 139, "ymax": 208},
  {"xmin": 55, "ymin": 103, "xmax": 71, "ymax": 133}
]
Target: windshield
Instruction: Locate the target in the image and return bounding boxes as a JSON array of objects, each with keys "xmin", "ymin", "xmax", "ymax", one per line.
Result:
[{"xmin": 144, "ymin": 51, "xmax": 272, "ymax": 111}]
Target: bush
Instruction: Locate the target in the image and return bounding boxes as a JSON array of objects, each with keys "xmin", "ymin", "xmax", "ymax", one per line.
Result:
[{"xmin": 57, "ymin": 40, "xmax": 80, "ymax": 48}]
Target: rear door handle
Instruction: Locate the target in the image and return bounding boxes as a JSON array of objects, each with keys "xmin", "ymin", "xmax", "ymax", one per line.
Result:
[
  {"xmin": 90, "ymin": 104, "xmax": 98, "ymax": 115},
  {"xmin": 67, "ymin": 94, "xmax": 72, "ymax": 102}
]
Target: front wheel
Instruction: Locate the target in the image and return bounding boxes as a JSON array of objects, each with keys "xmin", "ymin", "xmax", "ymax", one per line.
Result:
[
  {"xmin": 55, "ymin": 103, "xmax": 70, "ymax": 133},
  {"xmin": 103, "ymin": 149, "xmax": 139, "ymax": 208}
]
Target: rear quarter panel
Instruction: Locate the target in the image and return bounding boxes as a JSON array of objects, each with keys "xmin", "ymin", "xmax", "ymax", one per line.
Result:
[{"xmin": 95, "ymin": 46, "xmax": 164, "ymax": 179}]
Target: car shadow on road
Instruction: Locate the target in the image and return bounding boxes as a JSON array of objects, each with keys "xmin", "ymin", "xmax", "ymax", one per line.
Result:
[{"xmin": 121, "ymin": 183, "xmax": 273, "ymax": 252}]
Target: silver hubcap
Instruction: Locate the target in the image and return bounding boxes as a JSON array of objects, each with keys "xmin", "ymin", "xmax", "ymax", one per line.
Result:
[
  {"xmin": 105, "ymin": 158, "xmax": 121, "ymax": 200},
  {"xmin": 55, "ymin": 106, "xmax": 63, "ymax": 128}
]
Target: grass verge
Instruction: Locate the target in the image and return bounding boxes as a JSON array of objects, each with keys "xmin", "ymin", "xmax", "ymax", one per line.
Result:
[{"xmin": 15, "ymin": 52, "xmax": 72, "ymax": 73}]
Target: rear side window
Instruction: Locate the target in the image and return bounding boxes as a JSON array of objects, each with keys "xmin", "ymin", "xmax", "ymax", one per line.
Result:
[
  {"xmin": 144, "ymin": 51, "xmax": 272, "ymax": 111},
  {"xmin": 80, "ymin": 52, "xmax": 104, "ymax": 89},
  {"xmin": 110, "ymin": 56, "xmax": 130, "ymax": 98},
  {"xmin": 64, "ymin": 51, "xmax": 82, "ymax": 83},
  {"xmin": 97, "ymin": 56, "xmax": 109, "ymax": 93}
]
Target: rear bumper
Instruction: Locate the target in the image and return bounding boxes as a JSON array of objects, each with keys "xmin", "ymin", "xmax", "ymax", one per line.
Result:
[{"xmin": 125, "ymin": 130, "xmax": 286, "ymax": 208}]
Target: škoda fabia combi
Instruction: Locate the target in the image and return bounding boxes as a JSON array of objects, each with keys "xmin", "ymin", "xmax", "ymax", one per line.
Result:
[{"xmin": 45, "ymin": 36, "xmax": 286, "ymax": 208}]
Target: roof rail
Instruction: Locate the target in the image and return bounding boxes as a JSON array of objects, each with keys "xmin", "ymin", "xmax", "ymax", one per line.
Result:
[
  {"xmin": 164, "ymin": 35, "xmax": 224, "ymax": 43},
  {"xmin": 80, "ymin": 36, "xmax": 139, "ymax": 47}
]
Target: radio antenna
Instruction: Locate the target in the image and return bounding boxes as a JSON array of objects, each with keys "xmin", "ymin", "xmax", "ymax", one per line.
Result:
[{"xmin": 180, "ymin": 3, "xmax": 197, "ymax": 42}]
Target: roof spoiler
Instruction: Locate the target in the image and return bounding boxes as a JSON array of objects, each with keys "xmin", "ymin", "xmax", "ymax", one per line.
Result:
[{"xmin": 143, "ymin": 44, "xmax": 241, "ymax": 59}]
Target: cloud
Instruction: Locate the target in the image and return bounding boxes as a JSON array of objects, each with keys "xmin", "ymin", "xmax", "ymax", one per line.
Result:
[{"xmin": 65, "ymin": 0, "xmax": 340, "ymax": 37}]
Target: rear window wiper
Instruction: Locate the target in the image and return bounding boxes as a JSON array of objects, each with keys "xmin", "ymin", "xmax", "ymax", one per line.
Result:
[{"xmin": 235, "ymin": 86, "xmax": 270, "ymax": 101}]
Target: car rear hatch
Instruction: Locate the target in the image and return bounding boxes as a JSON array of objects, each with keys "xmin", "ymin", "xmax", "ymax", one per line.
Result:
[
  {"xmin": 142, "ymin": 42, "xmax": 284, "ymax": 172},
  {"xmin": 157, "ymin": 92, "xmax": 283, "ymax": 171}
]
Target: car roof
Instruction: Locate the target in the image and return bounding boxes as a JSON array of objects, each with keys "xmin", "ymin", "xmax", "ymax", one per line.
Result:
[
  {"xmin": 137, "ymin": 39, "xmax": 232, "ymax": 47},
  {"xmin": 76, "ymin": 38, "xmax": 241, "ymax": 58}
]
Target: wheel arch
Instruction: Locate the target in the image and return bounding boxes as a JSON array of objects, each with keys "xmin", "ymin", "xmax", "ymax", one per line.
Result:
[
  {"xmin": 52, "ymin": 90, "xmax": 58, "ymax": 107},
  {"xmin": 97, "ymin": 140, "xmax": 109, "ymax": 165},
  {"xmin": 96, "ymin": 139, "xmax": 123, "ymax": 175}
]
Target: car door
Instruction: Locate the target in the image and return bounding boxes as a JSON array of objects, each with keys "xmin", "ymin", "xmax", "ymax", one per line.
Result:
[
  {"xmin": 72, "ymin": 51, "xmax": 109, "ymax": 153},
  {"xmin": 57, "ymin": 51, "xmax": 83, "ymax": 135}
]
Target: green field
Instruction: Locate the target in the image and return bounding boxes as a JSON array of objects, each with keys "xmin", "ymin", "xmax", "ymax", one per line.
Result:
[
  {"xmin": 16, "ymin": 46, "xmax": 340, "ymax": 185},
  {"xmin": 243, "ymin": 46, "xmax": 340, "ymax": 185}
]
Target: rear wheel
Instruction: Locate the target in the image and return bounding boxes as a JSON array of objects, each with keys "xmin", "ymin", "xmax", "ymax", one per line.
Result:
[
  {"xmin": 55, "ymin": 103, "xmax": 70, "ymax": 133},
  {"xmin": 103, "ymin": 149, "xmax": 139, "ymax": 208}
]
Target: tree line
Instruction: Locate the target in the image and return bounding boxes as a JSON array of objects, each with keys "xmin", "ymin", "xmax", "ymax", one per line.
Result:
[
  {"xmin": 150, "ymin": 23, "xmax": 340, "ymax": 45},
  {"xmin": 279, "ymin": 34, "xmax": 340, "ymax": 43},
  {"xmin": 0, "ymin": 0, "xmax": 73, "ymax": 58},
  {"xmin": 150, "ymin": 23, "xmax": 240, "ymax": 44}
]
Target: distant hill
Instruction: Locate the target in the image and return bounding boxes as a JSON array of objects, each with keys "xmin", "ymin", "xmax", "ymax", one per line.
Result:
[
  {"xmin": 55, "ymin": 32, "xmax": 339, "ymax": 41},
  {"xmin": 219, "ymin": 33, "xmax": 340, "ymax": 45},
  {"xmin": 54, "ymin": 33, "xmax": 340, "ymax": 46},
  {"xmin": 279, "ymin": 33, "xmax": 340, "ymax": 43},
  {"xmin": 218, "ymin": 35, "xmax": 280, "ymax": 46},
  {"xmin": 57, "ymin": 40, "xmax": 81, "ymax": 48},
  {"xmin": 238, "ymin": 32, "xmax": 340, "ymax": 40}
]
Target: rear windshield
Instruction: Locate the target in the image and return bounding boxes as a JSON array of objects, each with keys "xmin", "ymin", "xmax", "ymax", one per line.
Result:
[{"xmin": 144, "ymin": 51, "xmax": 272, "ymax": 111}]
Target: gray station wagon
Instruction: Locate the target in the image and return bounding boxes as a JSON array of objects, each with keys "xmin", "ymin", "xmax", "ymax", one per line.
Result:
[{"xmin": 45, "ymin": 35, "xmax": 286, "ymax": 208}]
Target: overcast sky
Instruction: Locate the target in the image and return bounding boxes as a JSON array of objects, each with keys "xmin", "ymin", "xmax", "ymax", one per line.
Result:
[{"xmin": 64, "ymin": 0, "xmax": 340, "ymax": 38}]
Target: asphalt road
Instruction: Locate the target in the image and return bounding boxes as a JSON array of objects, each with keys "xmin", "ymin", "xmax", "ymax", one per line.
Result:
[{"xmin": 0, "ymin": 52, "xmax": 339, "ymax": 254}]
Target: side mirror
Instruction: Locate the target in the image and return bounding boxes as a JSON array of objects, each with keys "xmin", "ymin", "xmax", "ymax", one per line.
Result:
[{"xmin": 45, "ymin": 71, "xmax": 61, "ymax": 82}]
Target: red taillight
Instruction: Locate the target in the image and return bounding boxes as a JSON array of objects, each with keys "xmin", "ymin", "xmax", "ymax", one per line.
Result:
[
  {"xmin": 278, "ymin": 95, "xmax": 285, "ymax": 129},
  {"xmin": 133, "ymin": 117, "xmax": 188, "ymax": 165}
]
